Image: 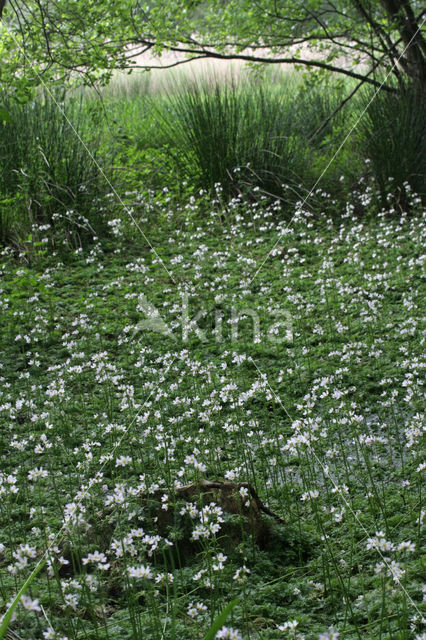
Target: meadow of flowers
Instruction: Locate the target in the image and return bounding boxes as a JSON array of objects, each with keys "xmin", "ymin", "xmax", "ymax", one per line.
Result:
[{"xmin": 0, "ymin": 179, "xmax": 425, "ymax": 639}]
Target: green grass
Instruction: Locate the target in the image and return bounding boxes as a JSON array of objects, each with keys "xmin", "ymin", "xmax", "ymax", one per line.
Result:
[
  {"xmin": 2, "ymin": 72, "xmax": 424, "ymax": 256},
  {"xmin": 102, "ymin": 71, "xmax": 356, "ymax": 205}
]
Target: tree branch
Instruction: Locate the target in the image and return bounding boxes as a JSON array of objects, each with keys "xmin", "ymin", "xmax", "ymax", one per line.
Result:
[
  {"xmin": 126, "ymin": 41, "xmax": 396, "ymax": 91},
  {"xmin": 351, "ymin": 0, "xmax": 404, "ymax": 81},
  {"xmin": 309, "ymin": 55, "xmax": 389, "ymax": 141}
]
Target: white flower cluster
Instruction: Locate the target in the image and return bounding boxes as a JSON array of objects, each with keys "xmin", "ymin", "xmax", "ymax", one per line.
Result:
[
  {"xmin": 233, "ymin": 565, "xmax": 250, "ymax": 583},
  {"xmin": 187, "ymin": 600, "xmax": 207, "ymax": 618},
  {"xmin": 216, "ymin": 627, "xmax": 242, "ymax": 639},
  {"xmin": 62, "ymin": 501, "xmax": 87, "ymax": 529},
  {"xmin": 8, "ymin": 543, "xmax": 37, "ymax": 574},
  {"xmin": 366, "ymin": 531, "xmax": 415, "ymax": 554},
  {"xmin": 61, "ymin": 578, "xmax": 82, "ymax": 610},
  {"xmin": 109, "ymin": 528, "xmax": 172, "ymax": 560},
  {"xmin": 127, "ymin": 564, "xmax": 152, "ymax": 579},
  {"xmin": 366, "ymin": 531, "xmax": 415, "ymax": 583},
  {"xmin": 82, "ymin": 550, "xmax": 110, "ymax": 571},
  {"xmin": 180, "ymin": 501, "xmax": 225, "ymax": 540},
  {"xmin": 0, "ymin": 471, "xmax": 19, "ymax": 496},
  {"xmin": 28, "ymin": 466, "xmax": 49, "ymax": 481}
]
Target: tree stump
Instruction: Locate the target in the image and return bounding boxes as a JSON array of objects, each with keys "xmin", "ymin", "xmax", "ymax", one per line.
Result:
[{"xmin": 151, "ymin": 480, "xmax": 285, "ymax": 550}]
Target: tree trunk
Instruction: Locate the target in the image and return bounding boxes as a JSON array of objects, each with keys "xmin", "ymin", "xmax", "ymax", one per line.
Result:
[
  {"xmin": 0, "ymin": 0, "xmax": 7, "ymax": 20},
  {"xmin": 381, "ymin": 0, "xmax": 426, "ymax": 86}
]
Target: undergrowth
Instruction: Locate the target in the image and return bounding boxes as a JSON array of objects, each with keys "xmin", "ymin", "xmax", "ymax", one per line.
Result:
[
  {"xmin": 0, "ymin": 69, "xmax": 425, "ymax": 640},
  {"xmin": 0, "ymin": 183, "xmax": 424, "ymax": 639}
]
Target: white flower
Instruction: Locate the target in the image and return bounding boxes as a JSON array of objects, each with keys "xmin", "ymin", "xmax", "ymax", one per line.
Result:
[
  {"xmin": 278, "ymin": 619, "xmax": 299, "ymax": 631},
  {"xmin": 366, "ymin": 533, "xmax": 394, "ymax": 552},
  {"xmin": 239, "ymin": 486, "xmax": 249, "ymax": 499},
  {"xmin": 28, "ymin": 467, "xmax": 49, "ymax": 481},
  {"xmin": 318, "ymin": 630, "xmax": 339, "ymax": 640},
  {"xmin": 213, "ymin": 552, "xmax": 227, "ymax": 571},
  {"xmin": 193, "ymin": 568, "xmax": 207, "ymax": 582},
  {"xmin": 187, "ymin": 600, "xmax": 207, "ymax": 618},
  {"xmin": 233, "ymin": 565, "xmax": 250, "ymax": 583},
  {"xmin": 388, "ymin": 560, "xmax": 405, "ymax": 583},
  {"xmin": 127, "ymin": 564, "xmax": 153, "ymax": 579},
  {"xmin": 397, "ymin": 540, "xmax": 415, "ymax": 552},
  {"xmin": 64, "ymin": 593, "xmax": 79, "ymax": 610},
  {"xmin": 301, "ymin": 490, "xmax": 319, "ymax": 501},
  {"xmin": 216, "ymin": 626, "xmax": 242, "ymax": 639},
  {"xmin": 82, "ymin": 550, "xmax": 108, "ymax": 570},
  {"xmin": 20, "ymin": 595, "xmax": 41, "ymax": 611}
]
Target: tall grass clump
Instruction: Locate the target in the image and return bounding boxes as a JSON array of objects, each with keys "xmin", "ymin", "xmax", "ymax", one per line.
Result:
[
  {"xmin": 153, "ymin": 74, "xmax": 353, "ymax": 206},
  {"xmin": 358, "ymin": 84, "xmax": 426, "ymax": 207},
  {"xmin": 157, "ymin": 77, "xmax": 306, "ymax": 202},
  {"xmin": 0, "ymin": 93, "xmax": 111, "ymax": 248}
]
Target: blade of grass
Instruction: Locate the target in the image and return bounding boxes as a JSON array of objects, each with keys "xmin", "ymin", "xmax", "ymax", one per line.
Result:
[
  {"xmin": 202, "ymin": 599, "xmax": 239, "ymax": 640},
  {"xmin": 0, "ymin": 558, "xmax": 47, "ymax": 640}
]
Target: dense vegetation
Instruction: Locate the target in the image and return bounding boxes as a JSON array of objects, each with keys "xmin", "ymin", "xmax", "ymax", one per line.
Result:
[
  {"xmin": 0, "ymin": 67, "xmax": 425, "ymax": 640},
  {"xmin": 1, "ymin": 71, "xmax": 425, "ymax": 247}
]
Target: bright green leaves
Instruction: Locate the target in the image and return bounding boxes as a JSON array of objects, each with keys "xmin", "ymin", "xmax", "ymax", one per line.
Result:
[
  {"xmin": 0, "ymin": 105, "xmax": 10, "ymax": 121},
  {"xmin": 0, "ymin": 0, "xmax": 424, "ymax": 99}
]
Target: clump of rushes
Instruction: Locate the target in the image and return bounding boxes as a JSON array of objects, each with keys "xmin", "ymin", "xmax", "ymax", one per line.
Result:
[
  {"xmin": 358, "ymin": 84, "xmax": 426, "ymax": 208},
  {"xmin": 0, "ymin": 93, "xmax": 111, "ymax": 249}
]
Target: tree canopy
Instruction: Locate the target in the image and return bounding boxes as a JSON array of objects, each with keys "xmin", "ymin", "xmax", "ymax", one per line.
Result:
[{"xmin": 0, "ymin": 0, "xmax": 425, "ymax": 98}]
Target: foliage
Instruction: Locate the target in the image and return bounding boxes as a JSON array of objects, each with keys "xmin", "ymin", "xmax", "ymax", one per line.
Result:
[
  {"xmin": 156, "ymin": 77, "xmax": 306, "ymax": 199},
  {"xmin": 92, "ymin": 71, "xmax": 360, "ymax": 208},
  {"xmin": 0, "ymin": 0, "xmax": 425, "ymax": 100},
  {"xmin": 1, "ymin": 70, "xmax": 424, "ymax": 257},
  {"xmin": 152, "ymin": 75, "xmax": 356, "ymax": 202},
  {"xmin": 0, "ymin": 5, "xmax": 424, "ymax": 637}
]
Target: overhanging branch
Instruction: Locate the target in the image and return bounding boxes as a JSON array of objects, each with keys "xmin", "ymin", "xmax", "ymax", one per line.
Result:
[{"xmin": 126, "ymin": 41, "xmax": 397, "ymax": 92}]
